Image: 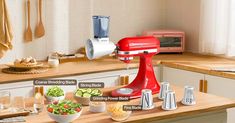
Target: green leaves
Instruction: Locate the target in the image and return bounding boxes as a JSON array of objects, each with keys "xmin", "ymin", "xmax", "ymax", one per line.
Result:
[
  {"xmin": 47, "ymin": 100, "xmax": 82, "ymax": 115},
  {"xmin": 46, "ymin": 86, "xmax": 64, "ymax": 97}
]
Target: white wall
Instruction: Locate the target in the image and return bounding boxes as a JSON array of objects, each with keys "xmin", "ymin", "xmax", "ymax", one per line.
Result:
[
  {"xmin": 0, "ymin": 0, "xmax": 166, "ymax": 63},
  {"xmin": 165, "ymin": 0, "xmax": 201, "ymax": 53}
]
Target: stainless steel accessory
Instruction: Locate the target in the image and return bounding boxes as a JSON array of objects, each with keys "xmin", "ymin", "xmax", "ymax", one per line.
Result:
[
  {"xmin": 140, "ymin": 89, "xmax": 155, "ymax": 110},
  {"xmin": 158, "ymin": 82, "xmax": 170, "ymax": 100},
  {"xmin": 116, "ymin": 88, "xmax": 133, "ymax": 95},
  {"xmin": 181, "ymin": 86, "xmax": 196, "ymax": 106},
  {"xmin": 162, "ymin": 90, "xmax": 177, "ymax": 110}
]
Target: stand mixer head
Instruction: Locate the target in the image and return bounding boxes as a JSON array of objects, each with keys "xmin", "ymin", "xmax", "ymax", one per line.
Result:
[{"xmin": 85, "ymin": 16, "xmax": 161, "ymax": 98}]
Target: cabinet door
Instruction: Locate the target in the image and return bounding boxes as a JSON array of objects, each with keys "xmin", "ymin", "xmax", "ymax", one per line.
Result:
[
  {"xmin": 162, "ymin": 66, "xmax": 204, "ymax": 91},
  {"xmin": 0, "ymin": 81, "xmax": 34, "ymax": 97},
  {"xmin": 55, "ymin": 69, "xmax": 139, "ymax": 88},
  {"xmin": 205, "ymin": 75, "xmax": 235, "ymax": 123},
  {"xmin": 205, "ymin": 75, "xmax": 235, "ymax": 99}
]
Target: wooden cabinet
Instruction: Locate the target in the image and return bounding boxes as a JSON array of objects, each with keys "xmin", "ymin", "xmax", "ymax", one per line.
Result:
[
  {"xmin": 205, "ymin": 75, "xmax": 235, "ymax": 99},
  {"xmin": 0, "ymin": 81, "xmax": 34, "ymax": 97},
  {"xmin": 0, "ymin": 67, "xmax": 163, "ymax": 97},
  {"xmin": 162, "ymin": 66, "xmax": 204, "ymax": 91},
  {"xmin": 162, "ymin": 66, "xmax": 235, "ymax": 98},
  {"xmin": 0, "ymin": 66, "xmax": 160, "ymax": 97},
  {"xmin": 162, "ymin": 66, "xmax": 235, "ymax": 123},
  {"xmin": 204, "ymin": 75, "xmax": 235, "ymax": 123}
]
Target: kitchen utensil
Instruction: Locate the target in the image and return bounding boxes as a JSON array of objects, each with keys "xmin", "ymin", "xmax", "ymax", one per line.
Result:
[
  {"xmin": 110, "ymin": 36, "xmax": 160, "ymax": 98},
  {"xmin": 0, "ymin": 116, "xmax": 26, "ymax": 123},
  {"xmin": 24, "ymin": 0, "xmax": 32, "ymax": 42},
  {"xmin": 181, "ymin": 86, "xmax": 196, "ymax": 106},
  {"xmin": 0, "ymin": 110, "xmax": 29, "ymax": 119},
  {"xmin": 85, "ymin": 39, "xmax": 116, "ymax": 60},
  {"xmin": 2, "ymin": 67, "xmax": 48, "ymax": 74},
  {"xmin": 140, "ymin": 89, "xmax": 154, "ymax": 110},
  {"xmin": 158, "ymin": 82, "xmax": 170, "ymax": 100},
  {"xmin": 89, "ymin": 101, "xmax": 106, "ymax": 113},
  {"xmin": 86, "ymin": 16, "xmax": 161, "ymax": 98},
  {"xmin": 5, "ymin": 63, "xmax": 43, "ymax": 69},
  {"xmin": 48, "ymin": 110, "xmax": 82, "ymax": 123},
  {"xmin": 85, "ymin": 16, "xmax": 114, "ymax": 60},
  {"xmin": 48, "ymin": 59, "xmax": 59, "ymax": 68},
  {"xmin": 44, "ymin": 95, "xmax": 65, "ymax": 102},
  {"xmin": 74, "ymin": 96, "xmax": 90, "ymax": 106},
  {"xmin": 162, "ymin": 91, "xmax": 177, "ymax": 111},
  {"xmin": 74, "ymin": 88, "xmax": 102, "ymax": 106},
  {"xmin": 107, "ymin": 103, "xmax": 131, "ymax": 121},
  {"xmin": 0, "ymin": 91, "xmax": 11, "ymax": 110},
  {"xmin": 93, "ymin": 16, "xmax": 110, "ymax": 38},
  {"xmin": 35, "ymin": 0, "xmax": 45, "ymax": 38}
]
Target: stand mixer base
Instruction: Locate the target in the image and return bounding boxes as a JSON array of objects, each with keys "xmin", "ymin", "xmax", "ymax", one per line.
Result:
[{"xmin": 112, "ymin": 86, "xmax": 160, "ymax": 99}]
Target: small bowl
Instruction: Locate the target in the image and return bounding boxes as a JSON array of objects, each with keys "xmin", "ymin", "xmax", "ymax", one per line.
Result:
[
  {"xmin": 107, "ymin": 103, "xmax": 132, "ymax": 121},
  {"xmin": 107, "ymin": 110, "xmax": 132, "ymax": 121},
  {"xmin": 74, "ymin": 96, "xmax": 90, "ymax": 106},
  {"xmin": 89, "ymin": 102, "xmax": 106, "ymax": 113},
  {"xmin": 47, "ymin": 109, "xmax": 82, "ymax": 123},
  {"xmin": 45, "ymin": 95, "xmax": 65, "ymax": 102},
  {"xmin": 74, "ymin": 90, "xmax": 103, "ymax": 106}
]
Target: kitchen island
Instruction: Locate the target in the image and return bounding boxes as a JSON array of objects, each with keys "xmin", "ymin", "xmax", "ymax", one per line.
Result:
[{"xmin": 24, "ymin": 85, "xmax": 235, "ymax": 123}]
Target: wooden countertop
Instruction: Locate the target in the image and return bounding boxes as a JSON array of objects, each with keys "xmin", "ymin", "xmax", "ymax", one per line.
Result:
[
  {"xmin": 24, "ymin": 85, "xmax": 235, "ymax": 123},
  {"xmin": 0, "ymin": 59, "xmax": 141, "ymax": 84},
  {"xmin": 159, "ymin": 55, "xmax": 235, "ymax": 80},
  {"xmin": 1, "ymin": 52, "xmax": 235, "ymax": 84}
]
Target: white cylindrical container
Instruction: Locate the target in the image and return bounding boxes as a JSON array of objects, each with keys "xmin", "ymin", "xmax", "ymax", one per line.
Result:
[{"xmin": 48, "ymin": 59, "xmax": 59, "ymax": 68}]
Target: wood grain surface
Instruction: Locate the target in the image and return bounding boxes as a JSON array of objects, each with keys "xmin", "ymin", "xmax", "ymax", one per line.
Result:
[
  {"xmin": 24, "ymin": 85, "xmax": 235, "ymax": 123},
  {"xmin": 1, "ymin": 52, "xmax": 235, "ymax": 84}
]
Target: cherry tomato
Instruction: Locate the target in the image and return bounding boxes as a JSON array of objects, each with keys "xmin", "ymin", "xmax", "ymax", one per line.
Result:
[
  {"xmin": 75, "ymin": 108, "xmax": 81, "ymax": 112},
  {"xmin": 61, "ymin": 112, "xmax": 68, "ymax": 115},
  {"xmin": 63, "ymin": 104, "xmax": 69, "ymax": 109},
  {"xmin": 53, "ymin": 101, "xmax": 58, "ymax": 105},
  {"xmin": 47, "ymin": 107, "xmax": 53, "ymax": 113}
]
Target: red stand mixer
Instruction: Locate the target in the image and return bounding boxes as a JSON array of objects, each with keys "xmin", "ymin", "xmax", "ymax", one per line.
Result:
[
  {"xmin": 85, "ymin": 16, "xmax": 161, "ymax": 99},
  {"xmin": 111, "ymin": 36, "xmax": 160, "ymax": 99}
]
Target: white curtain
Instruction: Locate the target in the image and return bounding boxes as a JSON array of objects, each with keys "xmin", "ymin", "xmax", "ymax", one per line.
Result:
[{"xmin": 199, "ymin": 0, "xmax": 235, "ymax": 56}]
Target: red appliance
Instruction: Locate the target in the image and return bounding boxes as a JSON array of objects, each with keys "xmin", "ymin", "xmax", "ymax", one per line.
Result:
[
  {"xmin": 111, "ymin": 36, "xmax": 161, "ymax": 99},
  {"xmin": 143, "ymin": 30, "xmax": 185, "ymax": 53}
]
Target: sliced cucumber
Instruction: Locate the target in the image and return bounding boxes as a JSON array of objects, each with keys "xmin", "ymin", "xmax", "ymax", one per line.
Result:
[
  {"xmin": 92, "ymin": 89, "xmax": 99, "ymax": 94},
  {"xmin": 80, "ymin": 89, "xmax": 87, "ymax": 93},
  {"xmin": 75, "ymin": 90, "xmax": 83, "ymax": 97},
  {"xmin": 75, "ymin": 88, "xmax": 102, "ymax": 98},
  {"xmin": 83, "ymin": 93, "xmax": 91, "ymax": 98},
  {"xmin": 87, "ymin": 89, "xmax": 92, "ymax": 93}
]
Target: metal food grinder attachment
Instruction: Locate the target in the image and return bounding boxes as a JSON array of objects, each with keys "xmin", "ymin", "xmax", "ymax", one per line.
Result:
[{"xmin": 85, "ymin": 16, "xmax": 161, "ymax": 99}]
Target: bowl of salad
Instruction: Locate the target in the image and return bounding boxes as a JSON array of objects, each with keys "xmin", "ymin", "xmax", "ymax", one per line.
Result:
[
  {"xmin": 74, "ymin": 88, "xmax": 102, "ymax": 105},
  {"xmin": 45, "ymin": 86, "xmax": 65, "ymax": 102},
  {"xmin": 47, "ymin": 100, "xmax": 82, "ymax": 123}
]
